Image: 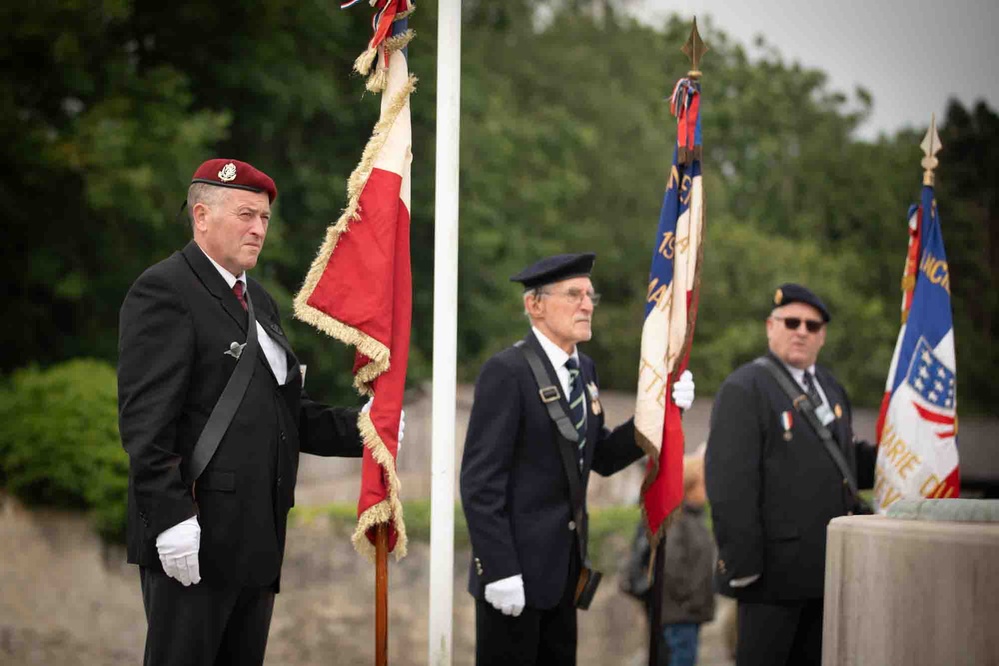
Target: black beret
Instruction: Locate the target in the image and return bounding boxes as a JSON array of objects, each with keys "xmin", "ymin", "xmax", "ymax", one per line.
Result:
[
  {"xmin": 772, "ymin": 283, "xmax": 831, "ymax": 322},
  {"xmin": 510, "ymin": 253, "xmax": 596, "ymax": 290}
]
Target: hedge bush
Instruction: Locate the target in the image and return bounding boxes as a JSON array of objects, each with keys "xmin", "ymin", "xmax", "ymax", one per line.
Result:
[{"xmin": 0, "ymin": 359, "xmax": 128, "ymax": 540}]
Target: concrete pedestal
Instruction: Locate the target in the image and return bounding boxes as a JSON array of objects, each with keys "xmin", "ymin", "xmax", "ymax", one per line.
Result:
[{"xmin": 823, "ymin": 515, "xmax": 999, "ymax": 665}]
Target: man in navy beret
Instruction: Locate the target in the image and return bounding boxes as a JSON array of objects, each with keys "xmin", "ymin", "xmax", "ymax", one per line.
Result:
[
  {"xmin": 704, "ymin": 283, "xmax": 876, "ymax": 666},
  {"xmin": 460, "ymin": 252, "xmax": 696, "ymax": 665},
  {"xmin": 118, "ymin": 159, "xmax": 380, "ymax": 665}
]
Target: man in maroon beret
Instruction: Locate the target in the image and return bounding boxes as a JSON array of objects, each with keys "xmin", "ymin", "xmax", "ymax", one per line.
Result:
[{"xmin": 117, "ymin": 159, "xmax": 377, "ymax": 665}]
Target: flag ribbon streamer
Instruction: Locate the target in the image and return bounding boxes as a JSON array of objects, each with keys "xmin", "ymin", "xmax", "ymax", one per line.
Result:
[{"xmin": 344, "ymin": 0, "xmax": 416, "ymax": 92}]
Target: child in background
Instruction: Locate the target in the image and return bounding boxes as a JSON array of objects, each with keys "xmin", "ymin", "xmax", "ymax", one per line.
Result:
[{"xmin": 660, "ymin": 443, "xmax": 716, "ymax": 666}]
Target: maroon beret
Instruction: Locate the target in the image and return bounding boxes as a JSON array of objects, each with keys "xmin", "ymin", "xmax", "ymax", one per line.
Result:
[{"xmin": 190, "ymin": 158, "xmax": 278, "ymax": 203}]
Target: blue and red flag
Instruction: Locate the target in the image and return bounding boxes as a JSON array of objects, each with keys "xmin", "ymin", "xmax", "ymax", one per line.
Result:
[
  {"xmin": 874, "ymin": 175, "xmax": 960, "ymax": 511},
  {"xmin": 634, "ymin": 77, "xmax": 706, "ymax": 543},
  {"xmin": 294, "ymin": 0, "xmax": 416, "ymax": 558}
]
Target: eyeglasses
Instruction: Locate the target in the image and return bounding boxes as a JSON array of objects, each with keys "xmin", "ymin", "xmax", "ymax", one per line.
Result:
[
  {"xmin": 772, "ymin": 315, "xmax": 824, "ymax": 333},
  {"xmin": 541, "ymin": 287, "xmax": 601, "ymax": 307}
]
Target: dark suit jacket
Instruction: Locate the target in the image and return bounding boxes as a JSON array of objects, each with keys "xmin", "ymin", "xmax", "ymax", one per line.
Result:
[
  {"xmin": 118, "ymin": 241, "xmax": 363, "ymax": 589},
  {"xmin": 459, "ymin": 331, "xmax": 642, "ymax": 610},
  {"xmin": 704, "ymin": 352, "xmax": 876, "ymax": 602}
]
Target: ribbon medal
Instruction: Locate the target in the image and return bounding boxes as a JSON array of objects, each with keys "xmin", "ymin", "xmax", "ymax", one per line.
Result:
[
  {"xmin": 780, "ymin": 410, "xmax": 794, "ymax": 441},
  {"xmin": 586, "ymin": 381, "xmax": 602, "ymax": 416}
]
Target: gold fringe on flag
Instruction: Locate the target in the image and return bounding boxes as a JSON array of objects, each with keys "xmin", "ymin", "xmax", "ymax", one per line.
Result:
[
  {"xmin": 353, "ymin": 411, "xmax": 408, "ymax": 559},
  {"xmin": 354, "ymin": 46, "xmax": 378, "ymax": 76}
]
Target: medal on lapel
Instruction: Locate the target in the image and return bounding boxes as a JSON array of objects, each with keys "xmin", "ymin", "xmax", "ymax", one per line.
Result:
[
  {"xmin": 834, "ymin": 403, "xmax": 843, "ymax": 419},
  {"xmin": 224, "ymin": 341, "xmax": 246, "ymax": 359},
  {"xmin": 780, "ymin": 410, "xmax": 793, "ymax": 441},
  {"xmin": 586, "ymin": 381, "xmax": 602, "ymax": 415}
]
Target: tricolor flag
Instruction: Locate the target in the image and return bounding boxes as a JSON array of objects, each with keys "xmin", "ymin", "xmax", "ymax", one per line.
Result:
[
  {"xmin": 873, "ymin": 163, "xmax": 960, "ymax": 512},
  {"xmin": 294, "ymin": 0, "xmax": 416, "ymax": 557},
  {"xmin": 634, "ymin": 76, "xmax": 706, "ymax": 543}
]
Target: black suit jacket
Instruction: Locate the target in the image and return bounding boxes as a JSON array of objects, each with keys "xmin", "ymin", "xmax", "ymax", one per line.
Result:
[
  {"xmin": 459, "ymin": 331, "xmax": 642, "ymax": 610},
  {"xmin": 118, "ymin": 241, "xmax": 363, "ymax": 588},
  {"xmin": 704, "ymin": 352, "xmax": 876, "ymax": 601}
]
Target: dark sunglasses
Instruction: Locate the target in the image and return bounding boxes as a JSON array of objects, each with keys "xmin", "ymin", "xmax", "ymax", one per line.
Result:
[{"xmin": 772, "ymin": 315, "xmax": 824, "ymax": 333}]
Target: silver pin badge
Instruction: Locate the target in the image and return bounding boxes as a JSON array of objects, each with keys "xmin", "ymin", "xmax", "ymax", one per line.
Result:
[
  {"xmin": 224, "ymin": 341, "xmax": 246, "ymax": 359},
  {"xmin": 218, "ymin": 162, "xmax": 237, "ymax": 182}
]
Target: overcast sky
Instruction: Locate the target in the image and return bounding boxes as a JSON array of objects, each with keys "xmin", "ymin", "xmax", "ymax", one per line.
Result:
[{"xmin": 631, "ymin": 0, "xmax": 998, "ymax": 140}]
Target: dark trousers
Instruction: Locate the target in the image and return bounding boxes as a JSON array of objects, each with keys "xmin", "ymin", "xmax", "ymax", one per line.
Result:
[
  {"xmin": 140, "ymin": 567, "xmax": 276, "ymax": 666},
  {"xmin": 736, "ymin": 599, "xmax": 823, "ymax": 666},
  {"xmin": 474, "ymin": 557, "xmax": 579, "ymax": 666}
]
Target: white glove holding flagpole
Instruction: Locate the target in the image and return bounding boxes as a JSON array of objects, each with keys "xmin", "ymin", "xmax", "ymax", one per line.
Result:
[
  {"xmin": 362, "ymin": 397, "xmax": 406, "ymax": 447},
  {"xmin": 672, "ymin": 370, "xmax": 695, "ymax": 411},
  {"xmin": 156, "ymin": 515, "xmax": 201, "ymax": 586},
  {"xmin": 484, "ymin": 574, "xmax": 526, "ymax": 617}
]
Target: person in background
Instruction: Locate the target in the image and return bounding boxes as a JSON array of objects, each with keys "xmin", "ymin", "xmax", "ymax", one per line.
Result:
[
  {"xmin": 705, "ymin": 283, "xmax": 875, "ymax": 666},
  {"xmin": 659, "ymin": 443, "xmax": 716, "ymax": 666}
]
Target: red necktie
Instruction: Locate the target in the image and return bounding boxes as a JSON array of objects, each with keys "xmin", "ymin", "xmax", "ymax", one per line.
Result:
[{"xmin": 232, "ymin": 280, "xmax": 247, "ymax": 311}]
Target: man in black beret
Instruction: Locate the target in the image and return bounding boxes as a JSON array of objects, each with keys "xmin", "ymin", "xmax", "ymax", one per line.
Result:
[
  {"xmin": 459, "ymin": 252, "xmax": 696, "ymax": 665},
  {"xmin": 704, "ymin": 283, "xmax": 876, "ymax": 666},
  {"xmin": 117, "ymin": 159, "xmax": 389, "ymax": 665}
]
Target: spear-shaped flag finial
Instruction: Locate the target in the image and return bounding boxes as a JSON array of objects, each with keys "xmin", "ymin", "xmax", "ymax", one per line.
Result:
[
  {"xmin": 681, "ymin": 17, "xmax": 709, "ymax": 80},
  {"xmin": 921, "ymin": 114, "xmax": 943, "ymax": 186}
]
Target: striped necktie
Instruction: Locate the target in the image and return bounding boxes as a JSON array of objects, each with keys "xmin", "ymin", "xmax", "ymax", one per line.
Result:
[{"xmin": 565, "ymin": 357, "xmax": 587, "ymax": 470}]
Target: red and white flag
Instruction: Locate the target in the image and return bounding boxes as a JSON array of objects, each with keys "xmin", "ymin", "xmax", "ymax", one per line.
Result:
[{"xmin": 294, "ymin": 0, "xmax": 415, "ymax": 557}]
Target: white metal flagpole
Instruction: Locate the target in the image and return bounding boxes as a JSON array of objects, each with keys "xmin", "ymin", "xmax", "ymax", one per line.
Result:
[{"xmin": 429, "ymin": 0, "xmax": 461, "ymax": 664}]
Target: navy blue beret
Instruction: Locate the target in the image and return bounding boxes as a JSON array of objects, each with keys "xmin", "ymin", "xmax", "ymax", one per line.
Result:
[
  {"xmin": 772, "ymin": 283, "xmax": 831, "ymax": 322},
  {"xmin": 510, "ymin": 253, "xmax": 596, "ymax": 290}
]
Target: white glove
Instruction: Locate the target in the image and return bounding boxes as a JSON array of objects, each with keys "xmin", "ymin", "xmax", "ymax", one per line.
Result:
[
  {"xmin": 672, "ymin": 370, "xmax": 695, "ymax": 411},
  {"xmin": 484, "ymin": 574, "xmax": 525, "ymax": 617},
  {"xmin": 155, "ymin": 515, "xmax": 201, "ymax": 586},
  {"xmin": 362, "ymin": 398, "xmax": 406, "ymax": 448}
]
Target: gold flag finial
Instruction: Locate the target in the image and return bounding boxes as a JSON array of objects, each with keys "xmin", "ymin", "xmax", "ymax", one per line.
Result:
[
  {"xmin": 681, "ymin": 17, "xmax": 709, "ymax": 79},
  {"xmin": 920, "ymin": 114, "xmax": 943, "ymax": 186}
]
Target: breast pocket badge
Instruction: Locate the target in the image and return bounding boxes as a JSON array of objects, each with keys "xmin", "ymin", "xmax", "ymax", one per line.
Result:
[{"xmin": 224, "ymin": 341, "xmax": 246, "ymax": 360}]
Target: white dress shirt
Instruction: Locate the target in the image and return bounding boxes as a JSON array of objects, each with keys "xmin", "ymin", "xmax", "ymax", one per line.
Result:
[
  {"xmin": 199, "ymin": 246, "xmax": 289, "ymax": 385},
  {"xmin": 532, "ymin": 326, "xmax": 580, "ymax": 400}
]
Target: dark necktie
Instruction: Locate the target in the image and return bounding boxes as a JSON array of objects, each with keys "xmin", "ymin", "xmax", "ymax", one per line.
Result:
[
  {"xmin": 565, "ymin": 357, "xmax": 587, "ymax": 470},
  {"xmin": 803, "ymin": 370, "xmax": 823, "ymax": 408},
  {"xmin": 232, "ymin": 280, "xmax": 248, "ymax": 311}
]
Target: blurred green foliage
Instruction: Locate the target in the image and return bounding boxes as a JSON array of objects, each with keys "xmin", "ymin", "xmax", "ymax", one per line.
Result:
[
  {"xmin": 291, "ymin": 499, "xmax": 637, "ymax": 570},
  {"xmin": 292, "ymin": 499, "xmax": 472, "ymax": 548},
  {"xmin": 0, "ymin": 359, "xmax": 128, "ymax": 540},
  {"xmin": 1, "ymin": 0, "xmax": 995, "ymax": 419}
]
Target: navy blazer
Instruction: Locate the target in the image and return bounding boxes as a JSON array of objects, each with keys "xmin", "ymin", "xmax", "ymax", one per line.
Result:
[
  {"xmin": 704, "ymin": 352, "xmax": 876, "ymax": 601},
  {"xmin": 118, "ymin": 241, "xmax": 363, "ymax": 589},
  {"xmin": 460, "ymin": 331, "xmax": 642, "ymax": 609}
]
